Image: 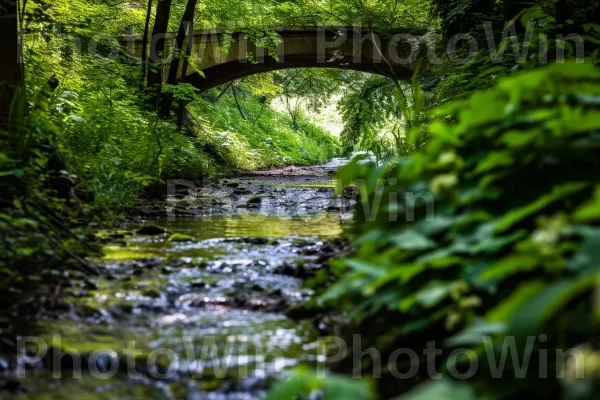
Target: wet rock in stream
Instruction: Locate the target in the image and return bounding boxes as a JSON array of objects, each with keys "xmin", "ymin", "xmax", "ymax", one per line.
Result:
[{"xmin": 137, "ymin": 225, "xmax": 169, "ymax": 235}]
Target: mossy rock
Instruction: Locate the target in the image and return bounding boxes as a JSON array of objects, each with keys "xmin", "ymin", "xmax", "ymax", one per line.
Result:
[
  {"xmin": 137, "ymin": 225, "xmax": 169, "ymax": 235},
  {"xmin": 193, "ymin": 260, "xmax": 209, "ymax": 269},
  {"xmin": 118, "ymin": 351, "xmax": 174, "ymax": 377},
  {"xmin": 232, "ymin": 188, "xmax": 251, "ymax": 195},
  {"xmin": 80, "ymin": 303, "xmax": 104, "ymax": 317},
  {"xmin": 168, "ymin": 233, "xmax": 194, "ymax": 242},
  {"xmin": 142, "ymin": 288, "xmax": 161, "ymax": 298},
  {"xmin": 246, "ymin": 195, "xmax": 262, "ymax": 205}
]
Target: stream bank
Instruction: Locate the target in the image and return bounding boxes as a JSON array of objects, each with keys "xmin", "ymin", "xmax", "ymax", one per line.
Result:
[{"xmin": 0, "ymin": 159, "xmax": 356, "ymax": 399}]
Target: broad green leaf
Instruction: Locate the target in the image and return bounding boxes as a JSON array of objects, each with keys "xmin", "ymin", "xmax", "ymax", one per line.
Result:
[
  {"xmin": 13, "ymin": 218, "xmax": 38, "ymax": 228},
  {"xmin": 574, "ymin": 186, "xmax": 600, "ymax": 223},
  {"xmin": 567, "ymin": 227, "xmax": 600, "ymax": 271},
  {"xmin": 494, "ymin": 182, "xmax": 588, "ymax": 233},
  {"xmin": 445, "ymin": 320, "xmax": 506, "ymax": 347},
  {"xmin": 398, "ymin": 293, "xmax": 418, "ymax": 312},
  {"xmin": 485, "ymin": 281, "xmax": 545, "ymax": 323},
  {"xmin": 389, "ymin": 229, "xmax": 436, "ymax": 250},
  {"xmin": 16, "ymin": 248, "xmax": 37, "ymax": 256},
  {"xmin": 477, "ymin": 254, "xmax": 539, "ymax": 282},
  {"xmin": 474, "ymin": 151, "xmax": 514, "ymax": 174},
  {"xmin": 416, "ymin": 281, "xmax": 458, "ymax": 308},
  {"xmin": 365, "ymin": 264, "xmax": 425, "ymax": 294},
  {"xmin": 322, "ymin": 374, "xmax": 373, "ymax": 400},
  {"xmin": 345, "ymin": 259, "xmax": 386, "ymax": 278},
  {"xmin": 0, "ymin": 169, "xmax": 24, "ymax": 178},
  {"xmin": 263, "ymin": 371, "xmax": 314, "ymax": 400},
  {"xmin": 396, "ymin": 379, "xmax": 477, "ymax": 400},
  {"xmin": 508, "ymin": 275, "xmax": 600, "ymax": 340},
  {"xmin": 400, "ymin": 317, "xmax": 433, "ymax": 335},
  {"xmin": 470, "ymin": 231, "xmax": 526, "ymax": 255}
]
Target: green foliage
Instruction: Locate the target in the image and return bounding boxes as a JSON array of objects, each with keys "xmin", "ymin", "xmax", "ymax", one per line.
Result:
[
  {"xmin": 322, "ymin": 62, "xmax": 600, "ymax": 399},
  {"xmin": 48, "ymin": 57, "xmax": 216, "ymax": 212},
  {"xmin": 274, "ymin": 69, "xmax": 341, "ymax": 129},
  {"xmin": 430, "ymin": 0, "xmax": 497, "ymax": 35},
  {"xmin": 434, "ymin": 5, "xmax": 600, "ymax": 104},
  {"xmin": 338, "ymin": 74, "xmax": 397, "ymax": 155},
  {"xmin": 0, "ymin": 86, "xmax": 97, "ymax": 292},
  {"xmin": 2, "ymin": 0, "xmax": 343, "ymax": 292},
  {"xmin": 189, "ymin": 85, "xmax": 340, "ymax": 170},
  {"xmin": 196, "ymin": 0, "xmax": 432, "ymax": 31},
  {"xmin": 265, "ymin": 368, "xmax": 374, "ymax": 400}
]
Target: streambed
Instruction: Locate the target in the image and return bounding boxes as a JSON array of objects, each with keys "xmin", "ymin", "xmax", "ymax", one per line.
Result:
[{"xmin": 2, "ymin": 159, "xmax": 355, "ymax": 399}]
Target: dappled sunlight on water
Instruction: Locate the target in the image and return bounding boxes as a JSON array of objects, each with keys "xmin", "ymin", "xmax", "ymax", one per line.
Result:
[{"xmin": 102, "ymin": 212, "xmax": 350, "ymax": 261}]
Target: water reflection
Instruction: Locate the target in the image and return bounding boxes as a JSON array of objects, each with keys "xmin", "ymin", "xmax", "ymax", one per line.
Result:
[{"xmin": 104, "ymin": 212, "xmax": 351, "ymax": 261}]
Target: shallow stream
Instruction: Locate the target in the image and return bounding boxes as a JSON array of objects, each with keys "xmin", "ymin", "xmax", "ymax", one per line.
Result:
[{"xmin": 5, "ymin": 159, "xmax": 354, "ymax": 399}]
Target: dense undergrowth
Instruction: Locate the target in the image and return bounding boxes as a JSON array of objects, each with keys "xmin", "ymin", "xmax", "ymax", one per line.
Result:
[
  {"xmin": 0, "ymin": 87, "xmax": 100, "ymax": 299},
  {"xmin": 338, "ymin": 61, "xmax": 600, "ymax": 398},
  {"xmin": 189, "ymin": 88, "xmax": 340, "ymax": 171},
  {"xmin": 267, "ymin": 7, "xmax": 600, "ymax": 400},
  {"xmin": 270, "ymin": 60, "xmax": 600, "ymax": 400}
]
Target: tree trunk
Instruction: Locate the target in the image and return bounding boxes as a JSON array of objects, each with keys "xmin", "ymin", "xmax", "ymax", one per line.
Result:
[
  {"xmin": 0, "ymin": 0, "xmax": 23, "ymax": 129},
  {"xmin": 159, "ymin": 0, "xmax": 198, "ymax": 119},
  {"xmin": 147, "ymin": 0, "xmax": 173, "ymax": 111},
  {"xmin": 141, "ymin": 0, "xmax": 154, "ymax": 85}
]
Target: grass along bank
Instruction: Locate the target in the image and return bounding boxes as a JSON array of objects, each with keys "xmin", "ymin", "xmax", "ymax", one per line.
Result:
[{"xmin": 55, "ymin": 81, "xmax": 340, "ymax": 214}]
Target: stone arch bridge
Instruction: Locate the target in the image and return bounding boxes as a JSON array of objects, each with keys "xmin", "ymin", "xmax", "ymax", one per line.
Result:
[{"xmin": 123, "ymin": 27, "xmax": 426, "ymax": 91}]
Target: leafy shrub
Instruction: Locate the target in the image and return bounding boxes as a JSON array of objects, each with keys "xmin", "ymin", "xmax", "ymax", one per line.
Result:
[
  {"xmin": 189, "ymin": 90, "xmax": 340, "ymax": 170},
  {"xmin": 328, "ymin": 61, "xmax": 600, "ymax": 399},
  {"xmin": 0, "ymin": 89, "xmax": 97, "ymax": 294},
  {"xmin": 265, "ymin": 62, "xmax": 600, "ymax": 399}
]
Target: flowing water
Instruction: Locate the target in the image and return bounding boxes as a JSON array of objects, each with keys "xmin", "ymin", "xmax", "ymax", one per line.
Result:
[{"xmin": 3, "ymin": 159, "xmax": 354, "ymax": 399}]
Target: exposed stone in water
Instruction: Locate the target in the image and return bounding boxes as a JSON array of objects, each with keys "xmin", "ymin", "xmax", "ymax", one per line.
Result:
[
  {"xmin": 167, "ymin": 233, "xmax": 194, "ymax": 242},
  {"xmin": 232, "ymin": 188, "xmax": 251, "ymax": 195},
  {"xmin": 136, "ymin": 225, "xmax": 169, "ymax": 235}
]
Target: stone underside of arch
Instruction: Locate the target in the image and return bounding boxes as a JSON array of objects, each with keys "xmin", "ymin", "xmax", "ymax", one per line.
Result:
[{"xmin": 125, "ymin": 27, "xmax": 423, "ymax": 91}]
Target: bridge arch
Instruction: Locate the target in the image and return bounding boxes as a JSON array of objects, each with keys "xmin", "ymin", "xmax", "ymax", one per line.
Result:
[{"xmin": 126, "ymin": 27, "xmax": 425, "ymax": 91}]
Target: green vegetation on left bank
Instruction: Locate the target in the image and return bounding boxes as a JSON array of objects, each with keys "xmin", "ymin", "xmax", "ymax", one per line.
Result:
[{"xmin": 0, "ymin": 0, "xmax": 340, "ymax": 291}]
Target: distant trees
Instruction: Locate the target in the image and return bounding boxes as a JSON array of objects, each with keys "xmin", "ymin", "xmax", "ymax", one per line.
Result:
[
  {"xmin": 430, "ymin": 0, "xmax": 593, "ymax": 36},
  {"xmin": 430, "ymin": 0, "xmax": 497, "ymax": 36},
  {"xmin": 274, "ymin": 69, "xmax": 340, "ymax": 130},
  {"xmin": 0, "ymin": 0, "xmax": 23, "ymax": 128}
]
